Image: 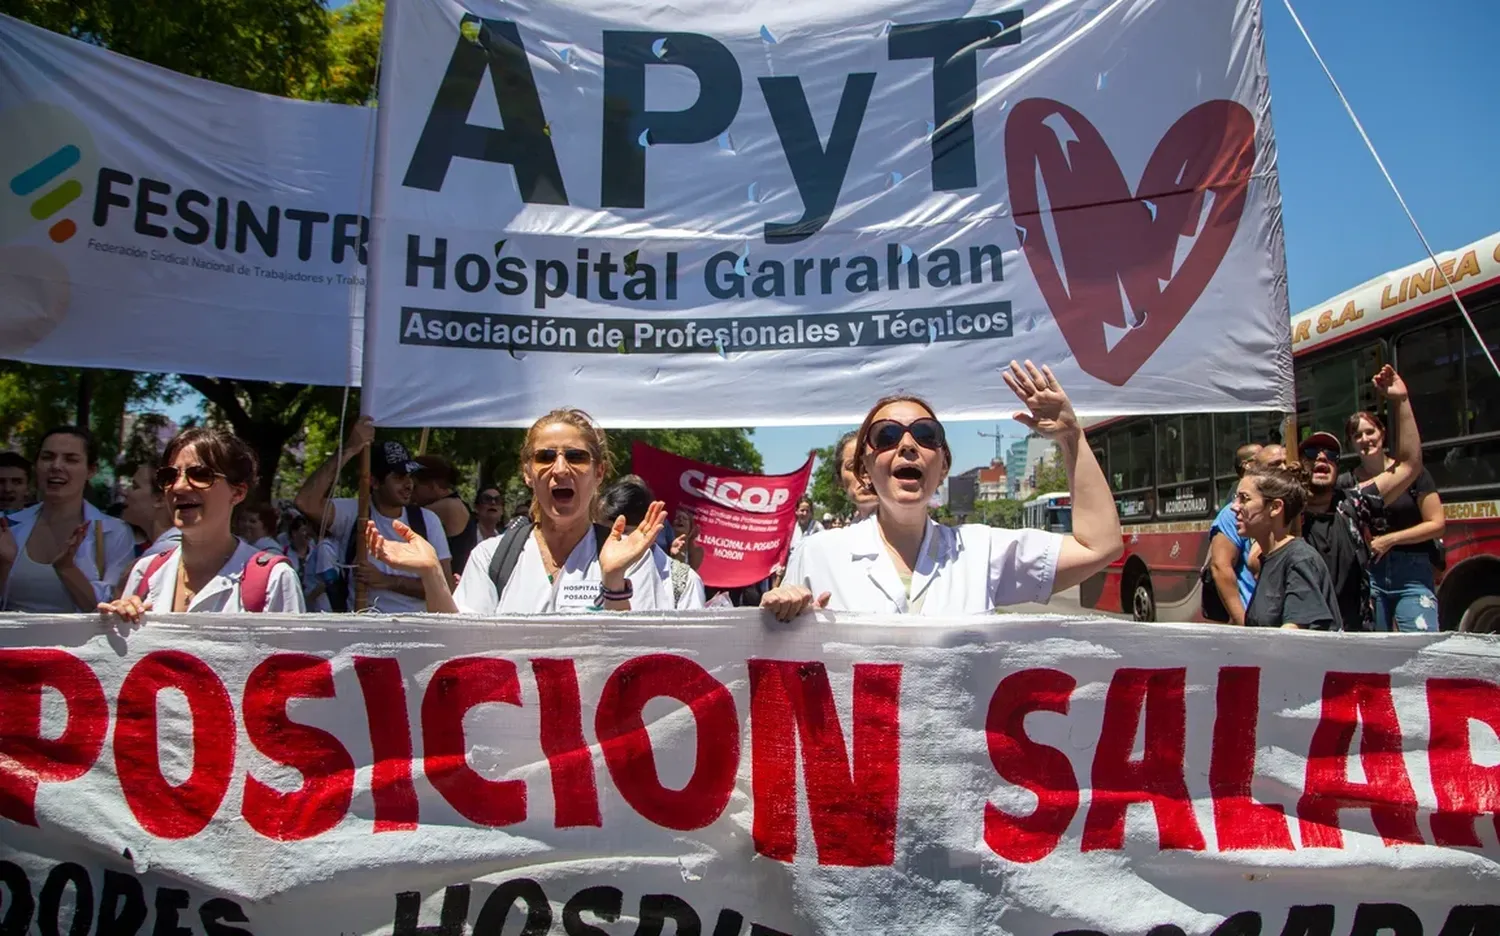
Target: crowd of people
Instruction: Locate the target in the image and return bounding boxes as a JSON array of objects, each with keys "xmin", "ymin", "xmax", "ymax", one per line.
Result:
[
  {"xmin": 0, "ymin": 358, "xmax": 1444, "ymax": 632},
  {"xmin": 1206, "ymin": 364, "xmax": 1444, "ymax": 631}
]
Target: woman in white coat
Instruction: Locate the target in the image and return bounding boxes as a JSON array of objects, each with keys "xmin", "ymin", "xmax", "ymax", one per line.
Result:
[
  {"xmin": 0, "ymin": 426, "xmax": 135, "ymax": 612},
  {"xmin": 363, "ymin": 408, "xmax": 669, "ymax": 613},
  {"xmin": 99, "ymin": 428, "xmax": 304, "ymax": 620},
  {"xmin": 761, "ymin": 361, "xmax": 1123, "ymax": 619}
]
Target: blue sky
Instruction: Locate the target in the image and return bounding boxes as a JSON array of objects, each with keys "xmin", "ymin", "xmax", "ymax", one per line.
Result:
[{"xmin": 171, "ymin": 1, "xmax": 1500, "ymax": 476}]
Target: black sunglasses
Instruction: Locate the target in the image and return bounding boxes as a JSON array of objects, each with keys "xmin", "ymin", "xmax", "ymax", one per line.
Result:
[
  {"xmin": 867, "ymin": 418, "xmax": 946, "ymax": 454},
  {"xmin": 531, "ymin": 447, "xmax": 592, "ymax": 468},
  {"xmin": 476, "ymin": 493, "xmax": 502, "ymax": 505},
  {"xmin": 154, "ymin": 465, "xmax": 224, "ymax": 491},
  {"xmin": 1300, "ymin": 445, "xmax": 1339, "ymax": 463}
]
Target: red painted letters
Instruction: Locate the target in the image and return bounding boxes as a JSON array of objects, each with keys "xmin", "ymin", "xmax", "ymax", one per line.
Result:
[
  {"xmin": 421, "ymin": 657, "xmax": 526, "ymax": 826},
  {"xmin": 1426, "ymin": 677, "xmax": 1500, "ymax": 847},
  {"xmin": 596, "ymin": 654, "xmax": 738, "ymax": 831},
  {"xmin": 354, "ymin": 655, "xmax": 419, "ymax": 832},
  {"xmin": 533, "ymin": 658, "xmax": 601, "ymax": 828},
  {"xmin": 114, "ymin": 650, "xmax": 236, "ymax": 839},
  {"xmin": 983, "ymin": 668, "xmax": 1079, "ymax": 863},
  {"xmin": 0, "ymin": 649, "xmax": 108, "ymax": 826},
  {"xmin": 1083, "ymin": 667, "xmax": 1206, "ymax": 851},
  {"xmin": 1210, "ymin": 667, "xmax": 1293, "ymax": 850},
  {"xmin": 1298, "ymin": 672, "xmax": 1422, "ymax": 847},
  {"xmin": 747, "ymin": 660, "xmax": 902, "ymax": 866},
  {"xmin": 242, "ymin": 654, "xmax": 354, "ymax": 840}
]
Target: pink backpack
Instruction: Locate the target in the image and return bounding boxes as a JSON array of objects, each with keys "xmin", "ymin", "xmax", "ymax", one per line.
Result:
[{"xmin": 134, "ymin": 548, "xmax": 288, "ymax": 613}]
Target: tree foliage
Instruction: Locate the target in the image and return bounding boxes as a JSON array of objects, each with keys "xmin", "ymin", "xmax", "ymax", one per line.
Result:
[
  {"xmin": 2, "ymin": 0, "xmax": 332, "ymax": 97},
  {"xmin": 1031, "ymin": 447, "xmax": 1069, "ymax": 496},
  {"xmin": 807, "ymin": 439, "xmax": 852, "ymax": 519}
]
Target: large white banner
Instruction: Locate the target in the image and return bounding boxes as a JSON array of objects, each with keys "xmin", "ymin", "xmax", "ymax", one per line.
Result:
[
  {"xmin": 363, "ymin": 0, "xmax": 1294, "ymax": 427},
  {"xmin": 0, "ymin": 14, "xmax": 373, "ymax": 385},
  {"xmin": 2, "ymin": 611, "xmax": 1496, "ymax": 935}
]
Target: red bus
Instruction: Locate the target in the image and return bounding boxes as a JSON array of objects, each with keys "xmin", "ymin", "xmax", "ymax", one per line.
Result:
[{"xmin": 1071, "ymin": 231, "xmax": 1500, "ymax": 631}]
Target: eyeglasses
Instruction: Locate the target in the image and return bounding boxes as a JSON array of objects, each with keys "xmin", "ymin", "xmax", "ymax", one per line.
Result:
[
  {"xmin": 476, "ymin": 493, "xmax": 501, "ymax": 505},
  {"xmin": 531, "ymin": 447, "xmax": 592, "ymax": 468},
  {"xmin": 154, "ymin": 465, "xmax": 224, "ymax": 491},
  {"xmin": 867, "ymin": 418, "xmax": 946, "ymax": 454},
  {"xmin": 1300, "ymin": 445, "xmax": 1339, "ymax": 463}
]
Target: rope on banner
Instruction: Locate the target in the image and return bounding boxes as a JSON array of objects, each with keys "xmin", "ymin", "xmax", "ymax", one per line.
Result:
[{"xmin": 1282, "ymin": 0, "xmax": 1500, "ymax": 380}]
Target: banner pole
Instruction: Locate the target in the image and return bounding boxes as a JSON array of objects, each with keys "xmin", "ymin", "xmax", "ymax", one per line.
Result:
[
  {"xmin": 354, "ymin": 447, "xmax": 372, "ymax": 611},
  {"xmin": 417, "ymin": 427, "xmax": 431, "ymax": 455},
  {"xmin": 350, "ymin": 0, "xmax": 396, "ymax": 614}
]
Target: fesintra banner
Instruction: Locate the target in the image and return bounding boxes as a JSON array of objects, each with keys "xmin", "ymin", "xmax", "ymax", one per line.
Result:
[
  {"xmin": 362, "ymin": 0, "xmax": 1294, "ymax": 427},
  {"xmin": 1, "ymin": 613, "xmax": 1496, "ymax": 935},
  {"xmin": 0, "ymin": 14, "xmax": 374, "ymax": 385}
]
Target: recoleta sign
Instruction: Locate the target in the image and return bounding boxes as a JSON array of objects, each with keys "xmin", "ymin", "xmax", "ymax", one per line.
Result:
[{"xmin": 362, "ymin": 0, "xmax": 1295, "ymax": 427}]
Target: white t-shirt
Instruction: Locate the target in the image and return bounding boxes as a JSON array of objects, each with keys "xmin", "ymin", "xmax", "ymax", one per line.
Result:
[
  {"xmin": 781, "ymin": 515, "xmax": 1063, "ymax": 615},
  {"xmin": 453, "ymin": 527, "xmax": 691, "ymax": 614},
  {"xmin": 327, "ymin": 498, "xmax": 449, "ymax": 614},
  {"xmin": 123, "ymin": 538, "xmax": 305, "ymax": 613},
  {"xmin": 3, "ymin": 503, "xmax": 136, "ymax": 609}
]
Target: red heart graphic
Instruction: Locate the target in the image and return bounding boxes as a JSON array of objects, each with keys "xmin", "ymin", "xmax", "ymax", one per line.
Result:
[{"xmin": 1005, "ymin": 99, "xmax": 1256, "ymax": 386}]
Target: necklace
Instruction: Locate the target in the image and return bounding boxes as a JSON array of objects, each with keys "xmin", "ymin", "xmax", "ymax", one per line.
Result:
[{"xmin": 173, "ymin": 540, "xmax": 239, "ymax": 611}]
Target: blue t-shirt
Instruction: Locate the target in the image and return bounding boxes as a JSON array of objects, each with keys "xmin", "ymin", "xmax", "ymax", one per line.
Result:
[{"xmin": 1210, "ymin": 503, "xmax": 1255, "ymax": 606}]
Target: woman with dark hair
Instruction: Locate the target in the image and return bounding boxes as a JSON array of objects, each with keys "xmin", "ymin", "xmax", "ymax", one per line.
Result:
[
  {"xmin": 1341, "ymin": 408, "xmax": 1444, "ymax": 632},
  {"xmin": 761, "ymin": 361, "xmax": 1122, "ymax": 619},
  {"xmin": 364, "ymin": 408, "xmax": 669, "ymax": 613},
  {"xmin": 98, "ymin": 428, "xmax": 304, "ymax": 620},
  {"xmin": 0, "ymin": 426, "xmax": 135, "ymax": 611},
  {"xmin": 1235, "ymin": 463, "xmax": 1339, "ymax": 630}
]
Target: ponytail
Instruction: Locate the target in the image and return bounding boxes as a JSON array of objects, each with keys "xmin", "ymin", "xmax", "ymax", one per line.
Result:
[{"xmin": 1244, "ymin": 462, "xmax": 1313, "ymax": 519}]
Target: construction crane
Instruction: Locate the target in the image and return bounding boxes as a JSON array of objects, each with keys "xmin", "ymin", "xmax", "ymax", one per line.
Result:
[{"xmin": 977, "ymin": 425, "xmax": 1005, "ymax": 464}]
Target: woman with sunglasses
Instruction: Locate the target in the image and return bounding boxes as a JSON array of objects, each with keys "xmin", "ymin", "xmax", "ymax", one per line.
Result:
[
  {"xmin": 363, "ymin": 408, "xmax": 670, "ymax": 613},
  {"xmin": 98, "ymin": 428, "xmax": 304, "ymax": 621},
  {"xmin": 475, "ymin": 487, "xmax": 506, "ymax": 541},
  {"xmin": 762, "ymin": 361, "xmax": 1122, "ymax": 619}
]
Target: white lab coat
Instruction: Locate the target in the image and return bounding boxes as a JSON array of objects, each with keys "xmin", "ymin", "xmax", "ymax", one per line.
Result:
[
  {"xmin": 781, "ymin": 515, "xmax": 1063, "ymax": 615},
  {"xmin": 123, "ymin": 538, "xmax": 305, "ymax": 613}
]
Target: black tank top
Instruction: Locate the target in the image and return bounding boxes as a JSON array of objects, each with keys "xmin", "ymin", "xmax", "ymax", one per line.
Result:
[{"xmin": 442, "ymin": 492, "xmax": 479, "ymax": 576}]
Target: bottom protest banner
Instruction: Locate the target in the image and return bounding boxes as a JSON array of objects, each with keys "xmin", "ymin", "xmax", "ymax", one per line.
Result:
[{"xmin": 1, "ymin": 611, "xmax": 1497, "ymax": 936}]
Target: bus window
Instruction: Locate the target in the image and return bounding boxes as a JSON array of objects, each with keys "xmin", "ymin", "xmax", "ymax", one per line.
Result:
[
  {"xmin": 1157, "ymin": 414, "xmax": 1213, "ymax": 519},
  {"xmin": 1294, "ymin": 342, "xmax": 1382, "ymax": 442},
  {"xmin": 1212, "ymin": 412, "xmax": 1281, "ymax": 506},
  {"xmin": 1106, "ymin": 419, "xmax": 1156, "ymax": 521},
  {"xmin": 1397, "ymin": 318, "xmax": 1466, "ymax": 441},
  {"xmin": 1461, "ymin": 302, "xmax": 1499, "ymax": 435}
]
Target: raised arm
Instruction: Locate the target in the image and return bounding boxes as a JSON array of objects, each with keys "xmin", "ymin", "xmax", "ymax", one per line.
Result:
[
  {"xmin": 1366, "ymin": 365, "xmax": 1423, "ymax": 505},
  {"xmin": 1003, "ymin": 361, "xmax": 1124, "ymax": 594},
  {"xmin": 295, "ymin": 416, "xmax": 374, "ymax": 531}
]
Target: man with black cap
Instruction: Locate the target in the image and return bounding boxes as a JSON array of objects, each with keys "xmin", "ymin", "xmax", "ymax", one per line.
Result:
[
  {"xmin": 295, "ymin": 416, "xmax": 451, "ymax": 612},
  {"xmin": 1296, "ymin": 365, "xmax": 1422, "ymax": 632}
]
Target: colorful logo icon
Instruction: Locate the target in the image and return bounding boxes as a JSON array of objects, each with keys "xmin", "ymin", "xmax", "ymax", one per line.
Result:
[
  {"xmin": 0, "ymin": 102, "xmax": 99, "ymax": 247},
  {"xmin": 10, "ymin": 143, "xmax": 83, "ymax": 242}
]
